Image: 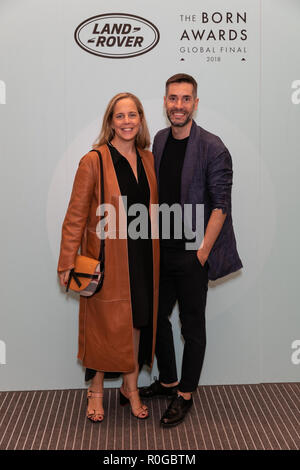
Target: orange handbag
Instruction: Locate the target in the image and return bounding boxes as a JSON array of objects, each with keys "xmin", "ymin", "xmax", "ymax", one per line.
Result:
[{"xmin": 65, "ymin": 150, "xmax": 105, "ymax": 297}]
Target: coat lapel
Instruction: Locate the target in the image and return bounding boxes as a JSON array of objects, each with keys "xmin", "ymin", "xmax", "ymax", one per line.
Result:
[
  {"xmin": 139, "ymin": 148, "xmax": 159, "ymax": 242},
  {"xmin": 139, "ymin": 148, "xmax": 158, "ymax": 206}
]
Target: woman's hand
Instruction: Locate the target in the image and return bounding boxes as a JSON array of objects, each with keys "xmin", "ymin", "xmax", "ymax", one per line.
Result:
[{"xmin": 58, "ymin": 269, "xmax": 71, "ymax": 288}]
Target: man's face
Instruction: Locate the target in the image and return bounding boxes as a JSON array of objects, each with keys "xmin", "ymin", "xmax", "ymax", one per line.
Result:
[{"xmin": 164, "ymin": 82, "xmax": 199, "ymax": 128}]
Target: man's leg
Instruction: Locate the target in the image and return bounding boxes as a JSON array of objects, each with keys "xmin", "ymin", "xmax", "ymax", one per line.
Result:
[
  {"xmin": 176, "ymin": 252, "xmax": 208, "ymax": 394},
  {"xmin": 160, "ymin": 250, "xmax": 208, "ymax": 426}
]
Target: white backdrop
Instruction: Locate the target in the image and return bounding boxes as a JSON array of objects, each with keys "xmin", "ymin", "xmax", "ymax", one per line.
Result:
[{"xmin": 0, "ymin": 0, "xmax": 299, "ymax": 391}]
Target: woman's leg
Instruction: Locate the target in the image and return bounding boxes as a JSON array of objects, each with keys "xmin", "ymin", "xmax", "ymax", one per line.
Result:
[
  {"xmin": 123, "ymin": 328, "xmax": 140, "ymax": 390},
  {"xmin": 87, "ymin": 371, "xmax": 105, "ymax": 422},
  {"xmin": 122, "ymin": 328, "xmax": 148, "ymax": 417}
]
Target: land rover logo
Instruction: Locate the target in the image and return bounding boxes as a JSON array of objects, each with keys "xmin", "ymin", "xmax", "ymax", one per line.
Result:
[{"xmin": 74, "ymin": 13, "xmax": 160, "ymax": 59}]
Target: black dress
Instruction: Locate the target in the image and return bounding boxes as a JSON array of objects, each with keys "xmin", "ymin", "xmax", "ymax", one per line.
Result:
[{"xmin": 85, "ymin": 144, "xmax": 153, "ymax": 381}]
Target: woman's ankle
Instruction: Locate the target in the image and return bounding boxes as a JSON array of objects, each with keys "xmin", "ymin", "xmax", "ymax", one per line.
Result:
[{"xmin": 90, "ymin": 381, "xmax": 103, "ymax": 391}]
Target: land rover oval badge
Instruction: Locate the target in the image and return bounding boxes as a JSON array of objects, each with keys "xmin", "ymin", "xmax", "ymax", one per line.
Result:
[{"xmin": 74, "ymin": 13, "xmax": 160, "ymax": 59}]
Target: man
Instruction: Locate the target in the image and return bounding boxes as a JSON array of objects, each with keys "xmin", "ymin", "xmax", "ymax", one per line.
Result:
[{"xmin": 139, "ymin": 73, "xmax": 242, "ymax": 427}]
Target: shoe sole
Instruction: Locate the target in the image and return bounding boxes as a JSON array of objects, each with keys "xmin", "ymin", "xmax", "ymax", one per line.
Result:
[
  {"xmin": 159, "ymin": 406, "xmax": 192, "ymax": 428},
  {"xmin": 160, "ymin": 415, "xmax": 187, "ymax": 428}
]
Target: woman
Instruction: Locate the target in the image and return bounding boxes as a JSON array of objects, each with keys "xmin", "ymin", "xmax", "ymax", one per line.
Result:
[{"xmin": 57, "ymin": 93, "xmax": 159, "ymax": 422}]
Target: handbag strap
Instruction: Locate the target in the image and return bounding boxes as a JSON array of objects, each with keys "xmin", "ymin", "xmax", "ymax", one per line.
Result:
[{"xmin": 92, "ymin": 149, "xmax": 105, "ymax": 266}]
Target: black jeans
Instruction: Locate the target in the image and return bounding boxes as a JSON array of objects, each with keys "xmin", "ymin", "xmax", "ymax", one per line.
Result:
[{"xmin": 156, "ymin": 246, "xmax": 208, "ymax": 393}]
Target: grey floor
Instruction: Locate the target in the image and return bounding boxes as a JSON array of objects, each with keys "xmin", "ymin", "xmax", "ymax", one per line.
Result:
[{"xmin": 0, "ymin": 383, "xmax": 299, "ymax": 450}]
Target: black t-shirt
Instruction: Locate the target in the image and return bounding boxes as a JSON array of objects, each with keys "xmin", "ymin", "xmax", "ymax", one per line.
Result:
[{"xmin": 159, "ymin": 131, "xmax": 189, "ymax": 247}]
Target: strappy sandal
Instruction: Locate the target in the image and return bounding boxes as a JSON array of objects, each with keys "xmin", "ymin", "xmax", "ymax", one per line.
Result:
[
  {"xmin": 86, "ymin": 387, "xmax": 104, "ymax": 423},
  {"xmin": 119, "ymin": 386, "xmax": 149, "ymax": 420}
]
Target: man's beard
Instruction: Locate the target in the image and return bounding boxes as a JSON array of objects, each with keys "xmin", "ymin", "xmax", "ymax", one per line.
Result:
[{"xmin": 166, "ymin": 109, "xmax": 193, "ymax": 127}]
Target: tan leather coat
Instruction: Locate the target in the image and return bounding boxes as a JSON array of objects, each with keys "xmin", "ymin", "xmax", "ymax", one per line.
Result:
[{"xmin": 57, "ymin": 144, "xmax": 159, "ymax": 372}]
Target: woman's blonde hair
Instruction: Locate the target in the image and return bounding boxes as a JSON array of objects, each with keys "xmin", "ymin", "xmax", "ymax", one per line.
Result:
[{"xmin": 93, "ymin": 92, "xmax": 150, "ymax": 149}]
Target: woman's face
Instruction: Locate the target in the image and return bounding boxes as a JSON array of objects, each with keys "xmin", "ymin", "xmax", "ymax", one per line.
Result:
[{"xmin": 111, "ymin": 98, "xmax": 141, "ymax": 144}]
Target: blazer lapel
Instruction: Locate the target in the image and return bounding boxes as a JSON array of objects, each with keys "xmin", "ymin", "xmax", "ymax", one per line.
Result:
[
  {"xmin": 180, "ymin": 120, "xmax": 199, "ymax": 206},
  {"xmin": 153, "ymin": 121, "xmax": 199, "ymax": 205},
  {"xmin": 153, "ymin": 128, "xmax": 170, "ymax": 182}
]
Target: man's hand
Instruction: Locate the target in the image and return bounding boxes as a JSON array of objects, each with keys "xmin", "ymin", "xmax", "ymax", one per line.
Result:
[
  {"xmin": 196, "ymin": 208, "xmax": 227, "ymax": 267},
  {"xmin": 196, "ymin": 248, "xmax": 209, "ymax": 267}
]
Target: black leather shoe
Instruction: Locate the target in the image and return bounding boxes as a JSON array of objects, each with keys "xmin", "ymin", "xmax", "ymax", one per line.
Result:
[
  {"xmin": 160, "ymin": 394, "xmax": 193, "ymax": 427},
  {"xmin": 139, "ymin": 378, "xmax": 178, "ymax": 398}
]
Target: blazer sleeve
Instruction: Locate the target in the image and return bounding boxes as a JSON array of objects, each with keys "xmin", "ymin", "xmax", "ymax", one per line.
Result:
[
  {"xmin": 57, "ymin": 153, "xmax": 96, "ymax": 272},
  {"xmin": 207, "ymin": 148, "xmax": 233, "ymax": 214}
]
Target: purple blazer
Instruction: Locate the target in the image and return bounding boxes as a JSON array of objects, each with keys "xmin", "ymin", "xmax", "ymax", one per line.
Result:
[{"xmin": 152, "ymin": 120, "xmax": 243, "ymax": 281}]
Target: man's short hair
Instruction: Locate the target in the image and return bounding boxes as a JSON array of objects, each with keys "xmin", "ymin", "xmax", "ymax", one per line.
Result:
[{"xmin": 165, "ymin": 73, "xmax": 198, "ymax": 98}]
